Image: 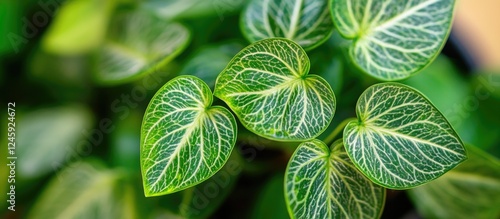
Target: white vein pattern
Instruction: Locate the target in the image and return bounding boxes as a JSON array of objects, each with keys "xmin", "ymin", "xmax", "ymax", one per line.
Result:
[
  {"xmin": 242, "ymin": 0, "xmax": 333, "ymax": 50},
  {"xmin": 97, "ymin": 12, "xmax": 189, "ymax": 83},
  {"xmin": 285, "ymin": 140, "xmax": 385, "ymax": 219},
  {"xmin": 331, "ymin": 0, "xmax": 455, "ymax": 80},
  {"xmin": 141, "ymin": 76, "xmax": 236, "ymax": 196},
  {"xmin": 344, "ymin": 83, "xmax": 466, "ymax": 189},
  {"xmin": 214, "ymin": 38, "xmax": 335, "ymax": 141}
]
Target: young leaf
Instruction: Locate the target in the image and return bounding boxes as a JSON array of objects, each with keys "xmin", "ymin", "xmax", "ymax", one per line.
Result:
[
  {"xmin": 285, "ymin": 139, "xmax": 385, "ymax": 218},
  {"xmin": 241, "ymin": 0, "xmax": 334, "ymax": 50},
  {"xmin": 330, "ymin": 0, "xmax": 455, "ymax": 80},
  {"xmin": 141, "ymin": 76, "xmax": 237, "ymax": 196},
  {"xmin": 408, "ymin": 145, "xmax": 500, "ymax": 219},
  {"xmin": 94, "ymin": 11, "xmax": 190, "ymax": 85},
  {"xmin": 343, "ymin": 83, "xmax": 467, "ymax": 189},
  {"xmin": 214, "ymin": 38, "xmax": 336, "ymax": 141}
]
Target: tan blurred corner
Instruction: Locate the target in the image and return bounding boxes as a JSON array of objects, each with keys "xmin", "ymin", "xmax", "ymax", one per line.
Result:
[{"xmin": 454, "ymin": 0, "xmax": 500, "ymax": 71}]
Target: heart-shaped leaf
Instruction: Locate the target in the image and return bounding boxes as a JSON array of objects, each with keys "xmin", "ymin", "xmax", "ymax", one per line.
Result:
[
  {"xmin": 241, "ymin": 0, "xmax": 334, "ymax": 50},
  {"xmin": 285, "ymin": 139, "xmax": 385, "ymax": 218},
  {"xmin": 141, "ymin": 76, "xmax": 237, "ymax": 196},
  {"xmin": 343, "ymin": 83, "xmax": 467, "ymax": 189},
  {"xmin": 330, "ymin": 0, "xmax": 455, "ymax": 80},
  {"xmin": 94, "ymin": 11, "xmax": 190, "ymax": 85},
  {"xmin": 408, "ymin": 145, "xmax": 500, "ymax": 219},
  {"xmin": 214, "ymin": 38, "xmax": 336, "ymax": 141}
]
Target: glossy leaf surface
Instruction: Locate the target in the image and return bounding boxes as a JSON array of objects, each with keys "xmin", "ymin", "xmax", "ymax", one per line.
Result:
[
  {"xmin": 141, "ymin": 76, "xmax": 237, "ymax": 196},
  {"xmin": 344, "ymin": 83, "xmax": 467, "ymax": 189},
  {"xmin": 215, "ymin": 38, "xmax": 335, "ymax": 141}
]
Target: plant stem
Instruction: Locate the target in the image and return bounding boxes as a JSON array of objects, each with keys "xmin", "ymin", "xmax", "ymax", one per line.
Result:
[{"xmin": 324, "ymin": 117, "xmax": 356, "ymax": 146}]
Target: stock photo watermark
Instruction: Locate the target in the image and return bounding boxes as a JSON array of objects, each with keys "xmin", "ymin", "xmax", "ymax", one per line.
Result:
[{"xmin": 6, "ymin": 102, "xmax": 17, "ymax": 211}]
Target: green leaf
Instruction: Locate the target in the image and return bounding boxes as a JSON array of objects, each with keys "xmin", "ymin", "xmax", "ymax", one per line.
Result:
[
  {"xmin": 94, "ymin": 10, "xmax": 190, "ymax": 85},
  {"xmin": 402, "ymin": 55, "xmax": 468, "ymax": 121},
  {"xmin": 28, "ymin": 161, "xmax": 137, "ymax": 219},
  {"xmin": 17, "ymin": 105, "xmax": 94, "ymax": 178},
  {"xmin": 251, "ymin": 173, "xmax": 289, "ymax": 219},
  {"xmin": 141, "ymin": 75, "xmax": 237, "ymax": 196},
  {"xmin": 42, "ymin": 0, "xmax": 114, "ymax": 54},
  {"xmin": 330, "ymin": 0, "xmax": 455, "ymax": 80},
  {"xmin": 214, "ymin": 38, "xmax": 336, "ymax": 141},
  {"xmin": 343, "ymin": 83, "xmax": 467, "ymax": 189},
  {"xmin": 285, "ymin": 139, "xmax": 385, "ymax": 218},
  {"xmin": 408, "ymin": 145, "xmax": 500, "ymax": 219},
  {"xmin": 241, "ymin": 0, "xmax": 334, "ymax": 50},
  {"xmin": 180, "ymin": 42, "xmax": 244, "ymax": 89},
  {"xmin": 143, "ymin": 0, "xmax": 247, "ymax": 19}
]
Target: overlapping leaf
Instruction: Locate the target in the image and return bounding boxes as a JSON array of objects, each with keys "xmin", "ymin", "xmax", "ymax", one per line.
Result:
[
  {"xmin": 343, "ymin": 83, "xmax": 467, "ymax": 189},
  {"xmin": 141, "ymin": 76, "xmax": 237, "ymax": 196},
  {"xmin": 285, "ymin": 139, "xmax": 385, "ymax": 218},
  {"xmin": 408, "ymin": 145, "xmax": 500, "ymax": 219},
  {"xmin": 214, "ymin": 38, "xmax": 336, "ymax": 141},
  {"xmin": 331, "ymin": 0, "xmax": 455, "ymax": 80},
  {"xmin": 95, "ymin": 11, "xmax": 190, "ymax": 85},
  {"xmin": 242, "ymin": 0, "xmax": 333, "ymax": 50}
]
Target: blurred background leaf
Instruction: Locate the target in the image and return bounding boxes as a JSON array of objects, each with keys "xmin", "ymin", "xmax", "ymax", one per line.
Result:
[
  {"xmin": 408, "ymin": 145, "xmax": 500, "ymax": 219},
  {"xmin": 28, "ymin": 160, "xmax": 137, "ymax": 219},
  {"xmin": 42, "ymin": 0, "xmax": 115, "ymax": 55},
  {"xmin": 142, "ymin": 0, "xmax": 248, "ymax": 20},
  {"xmin": 179, "ymin": 41, "xmax": 243, "ymax": 89},
  {"xmin": 94, "ymin": 9, "xmax": 190, "ymax": 85},
  {"xmin": 17, "ymin": 104, "xmax": 94, "ymax": 179}
]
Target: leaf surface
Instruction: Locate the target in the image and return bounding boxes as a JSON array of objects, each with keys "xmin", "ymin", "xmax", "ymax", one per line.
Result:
[
  {"xmin": 343, "ymin": 83, "xmax": 467, "ymax": 189},
  {"xmin": 331, "ymin": 0, "xmax": 455, "ymax": 80},
  {"xmin": 285, "ymin": 139, "xmax": 385, "ymax": 218},
  {"xmin": 214, "ymin": 38, "xmax": 336, "ymax": 141},
  {"xmin": 242, "ymin": 0, "xmax": 333, "ymax": 50},
  {"xmin": 141, "ymin": 76, "xmax": 237, "ymax": 196}
]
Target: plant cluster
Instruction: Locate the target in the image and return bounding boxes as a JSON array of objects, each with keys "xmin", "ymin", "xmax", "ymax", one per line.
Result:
[{"xmin": 4, "ymin": 0, "xmax": 499, "ymax": 218}]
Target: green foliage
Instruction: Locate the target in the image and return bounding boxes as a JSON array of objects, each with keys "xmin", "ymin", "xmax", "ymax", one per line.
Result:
[
  {"xmin": 214, "ymin": 38, "xmax": 336, "ymax": 141},
  {"xmin": 94, "ymin": 10, "xmax": 190, "ymax": 85},
  {"xmin": 344, "ymin": 83, "xmax": 467, "ymax": 189},
  {"xmin": 28, "ymin": 160, "xmax": 137, "ymax": 219},
  {"xmin": 141, "ymin": 76, "xmax": 237, "ymax": 196},
  {"xmin": 6, "ymin": 0, "xmax": 499, "ymax": 218},
  {"xmin": 42, "ymin": 0, "xmax": 115, "ymax": 54},
  {"xmin": 285, "ymin": 139, "xmax": 385, "ymax": 218},
  {"xmin": 331, "ymin": 0, "xmax": 455, "ymax": 80},
  {"xmin": 17, "ymin": 105, "xmax": 94, "ymax": 179},
  {"xmin": 408, "ymin": 145, "xmax": 500, "ymax": 219},
  {"xmin": 241, "ymin": 0, "xmax": 333, "ymax": 50},
  {"xmin": 179, "ymin": 42, "xmax": 244, "ymax": 89}
]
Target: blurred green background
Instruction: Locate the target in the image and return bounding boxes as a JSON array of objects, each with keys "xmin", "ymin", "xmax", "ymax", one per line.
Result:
[{"xmin": 1, "ymin": 0, "xmax": 500, "ymax": 219}]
